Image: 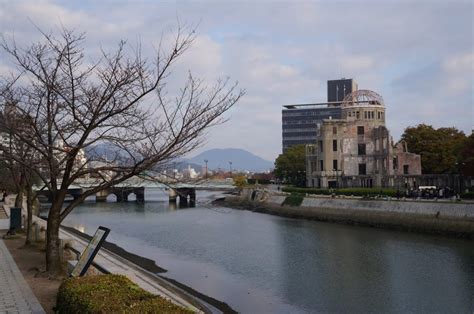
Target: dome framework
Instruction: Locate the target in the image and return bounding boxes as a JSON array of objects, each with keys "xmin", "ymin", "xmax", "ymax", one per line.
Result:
[{"xmin": 341, "ymin": 89, "xmax": 384, "ymax": 108}]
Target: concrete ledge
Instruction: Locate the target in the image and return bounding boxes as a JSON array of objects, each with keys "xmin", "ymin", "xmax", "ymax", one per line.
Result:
[{"xmin": 221, "ymin": 195, "xmax": 474, "ymax": 238}]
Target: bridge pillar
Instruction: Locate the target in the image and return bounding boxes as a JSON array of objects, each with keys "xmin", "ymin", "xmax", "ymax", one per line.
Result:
[
  {"xmin": 96, "ymin": 190, "xmax": 108, "ymax": 202},
  {"xmin": 169, "ymin": 189, "xmax": 177, "ymax": 203},
  {"xmin": 189, "ymin": 188, "xmax": 196, "ymax": 206},
  {"xmin": 116, "ymin": 192, "xmax": 125, "ymax": 202},
  {"xmin": 135, "ymin": 187, "xmax": 145, "ymax": 203},
  {"xmin": 176, "ymin": 188, "xmax": 196, "ymax": 207},
  {"xmin": 178, "ymin": 189, "xmax": 188, "ymax": 206}
]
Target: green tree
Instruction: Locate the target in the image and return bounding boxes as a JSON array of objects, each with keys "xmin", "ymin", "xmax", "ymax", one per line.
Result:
[
  {"xmin": 233, "ymin": 175, "xmax": 247, "ymax": 191},
  {"xmin": 401, "ymin": 124, "xmax": 466, "ymax": 174},
  {"xmin": 274, "ymin": 144, "xmax": 306, "ymax": 187},
  {"xmin": 459, "ymin": 133, "xmax": 474, "ymax": 176}
]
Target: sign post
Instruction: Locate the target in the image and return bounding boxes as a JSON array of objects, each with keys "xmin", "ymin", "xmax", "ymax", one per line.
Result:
[{"xmin": 70, "ymin": 226, "xmax": 110, "ymax": 277}]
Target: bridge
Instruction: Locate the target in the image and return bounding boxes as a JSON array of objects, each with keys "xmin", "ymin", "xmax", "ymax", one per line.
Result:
[{"xmin": 34, "ymin": 177, "xmax": 234, "ymax": 205}]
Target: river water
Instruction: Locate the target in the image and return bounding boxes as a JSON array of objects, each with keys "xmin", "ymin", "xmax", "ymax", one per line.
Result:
[{"xmin": 61, "ymin": 189, "xmax": 474, "ymax": 313}]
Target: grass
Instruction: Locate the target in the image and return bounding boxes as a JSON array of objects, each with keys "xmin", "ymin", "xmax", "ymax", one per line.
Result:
[{"xmin": 56, "ymin": 274, "xmax": 193, "ymax": 313}]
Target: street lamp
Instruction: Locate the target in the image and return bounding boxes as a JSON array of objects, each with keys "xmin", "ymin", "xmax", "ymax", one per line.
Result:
[
  {"xmin": 229, "ymin": 161, "xmax": 233, "ymax": 176},
  {"xmin": 204, "ymin": 159, "xmax": 208, "ymax": 179}
]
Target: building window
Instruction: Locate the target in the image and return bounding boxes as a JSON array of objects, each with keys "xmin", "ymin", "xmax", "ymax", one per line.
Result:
[
  {"xmin": 356, "ymin": 111, "xmax": 360, "ymax": 119},
  {"xmin": 318, "ymin": 140, "xmax": 323, "ymax": 152},
  {"xmin": 364, "ymin": 111, "xmax": 368, "ymax": 119},
  {"xmin": 359, "ymin": 163, "xmax": 366, "ymax": 175},
  {"xmin": 320, "ymin": 160, "xmax": 324, "ymax": 171},
  {"xmin": 393, "ymin": 157, "xmax": 398, "ymax": 170},
  {"xmin": 403, "ymin": 165, "xmax": 409, "ymax": 174},
  {"xmin": 357, "ymin": 126, "xmax": 364, "ymax": 135},
  {"xmin": 378, "ymin": 112, "xmax": 381, "ymax": 119},
  {"xmin": 348, "ymin": 112, "xmax": 352, "ymax": 117},
  {"xmin": 333, "ymin": 126, "xmax": 337, "ymax": 135},
  {"xmin": 333, "ymin": 140, "xmax": 337, "ymax": 151},
  {"xmin": 358, "ymin": 144, "xmax": 366, "ymax": 155},
  {"xmin": 333, "ymin": 159, "xmax": 338, "ymax": 170}
]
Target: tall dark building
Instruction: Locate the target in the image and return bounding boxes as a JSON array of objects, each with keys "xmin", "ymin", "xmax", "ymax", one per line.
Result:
[
  {"xmin": 281, "ymin": 78, "xmax": 357, "ymax": 152},
  {"xmin": 327, "ymin": 78, "xmax": 358, "ymax": 104},
  {"xmin": 282, "ymin": 105, "xmax": 341, "ymax": 152}
]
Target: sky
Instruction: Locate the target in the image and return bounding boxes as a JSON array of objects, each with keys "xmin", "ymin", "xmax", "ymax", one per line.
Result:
[{"xmin": 1, "ymin": 0, "xmax": 473, "ymax": 161}]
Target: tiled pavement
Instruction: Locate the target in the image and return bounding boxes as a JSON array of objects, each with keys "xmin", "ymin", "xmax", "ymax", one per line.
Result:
[{"xmin": 0, "ymin": 239, "xmax": 45, "ymax": 313}]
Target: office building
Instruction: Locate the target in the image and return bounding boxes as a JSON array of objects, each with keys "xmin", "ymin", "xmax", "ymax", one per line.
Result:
[{"xmin": 282, "ymin": 78, "xmax": 356, "ymax": 152}]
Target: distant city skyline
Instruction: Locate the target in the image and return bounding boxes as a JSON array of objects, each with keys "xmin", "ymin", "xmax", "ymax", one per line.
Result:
[{"xmin": 1, "ymin": 0, "xmax": 472, "ymax": 161}]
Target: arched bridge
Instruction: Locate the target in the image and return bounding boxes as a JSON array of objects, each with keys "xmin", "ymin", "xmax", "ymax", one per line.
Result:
[{"xmin": 34, "ymin": 178, "xmax": 232, "ymax": 205}]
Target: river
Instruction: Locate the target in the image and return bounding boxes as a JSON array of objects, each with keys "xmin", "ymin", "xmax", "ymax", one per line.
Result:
[{"xmin": 61, "ymin": 189, "xmax": 474, "ymax": 313}]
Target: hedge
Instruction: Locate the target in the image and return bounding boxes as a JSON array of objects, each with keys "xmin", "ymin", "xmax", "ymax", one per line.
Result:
[
  {"xmin": 282, "ymin": 187, "xmax": 398, "ymax": 197},
  {"xmin": 282, "ymin": 193, "xmax": 304, "ymax": 206},
  {"xmin": 247, "ymin": 178, "xmax": 271, "ymax": 185},
  {"xmin": 461, "ymin": 192, "xmax": 474, "ymax": 199},
  {"xmin": 56, "ymin": 274, "xmax": 193, "ymax": 314}
]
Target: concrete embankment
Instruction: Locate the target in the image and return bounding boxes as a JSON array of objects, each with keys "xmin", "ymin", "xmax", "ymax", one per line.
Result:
[{"xmin": 219, "ymin": 189, "xmax": 474, "ymax": 238}]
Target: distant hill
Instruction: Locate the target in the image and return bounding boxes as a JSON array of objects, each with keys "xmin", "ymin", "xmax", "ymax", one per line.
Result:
[
  {"xmin": 186, "ymin": 148, "xmax": 273, "ymax": 172},
  {"xmin": 84, "ymin": 145, "xmax": 272, "ymax": 172}
]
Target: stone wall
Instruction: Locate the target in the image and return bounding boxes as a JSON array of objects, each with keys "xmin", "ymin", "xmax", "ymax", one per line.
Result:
[{"xmin": 227, "ymin": 189, "xmax": 474, "ymax": 237}]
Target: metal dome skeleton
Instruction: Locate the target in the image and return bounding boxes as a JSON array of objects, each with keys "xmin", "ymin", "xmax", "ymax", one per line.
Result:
[{"xmin": 341, "ymin": 89, "xmax": 384, "ymax": 108}]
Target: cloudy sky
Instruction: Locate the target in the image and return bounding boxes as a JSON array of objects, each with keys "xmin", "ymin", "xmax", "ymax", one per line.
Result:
[{"xmin": 1, "ymin": 0, "xmax": 472, "ymax": 161}]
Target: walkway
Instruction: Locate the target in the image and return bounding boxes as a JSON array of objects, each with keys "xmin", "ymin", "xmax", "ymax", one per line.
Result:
[
  {"xmin": 0, "ymin": 239, "xmax": 45, "ymax": 313},
  {"xmin": 0, "ymin": 203, "xmax": 8, "ymax": 230}
]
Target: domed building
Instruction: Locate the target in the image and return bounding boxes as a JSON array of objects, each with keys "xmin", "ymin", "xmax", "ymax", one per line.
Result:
[{"xmin": 306, "ymin": 89, "xmax": 421, "ymax": 188}]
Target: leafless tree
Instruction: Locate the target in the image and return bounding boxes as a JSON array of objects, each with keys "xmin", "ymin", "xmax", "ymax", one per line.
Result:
[
  {"xmin": 0, "ymin": 26, "xmax": 243, "ymax": 273},
  {"xmin": 0, "ymin": 101, "xmax": 41, "ymax": 245}
]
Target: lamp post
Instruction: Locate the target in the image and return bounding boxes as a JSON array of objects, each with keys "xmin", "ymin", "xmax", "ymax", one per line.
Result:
[
  {"xmin": 229, "ymin": 161, "xmax": 233, "ymax": 176},
  {"xmin": 204, "ymin": 159, "xmax": 208, "ymax": 179}
]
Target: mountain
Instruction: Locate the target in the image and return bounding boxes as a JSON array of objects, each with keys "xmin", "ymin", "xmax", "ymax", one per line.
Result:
[
  {"xmin": 186, "ymin": 148, "xmax": 273, "ymax": 172},
  {"xmin": 84, "ymin": 144, "xmax": 273, "ymax": 172}
]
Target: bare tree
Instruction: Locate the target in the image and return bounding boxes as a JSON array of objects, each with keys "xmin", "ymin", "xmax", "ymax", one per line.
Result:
[
  {"xmin": 0, "ymin": 26, "xmax": 243, "ymax": 273},
  {"xmin": 0, "ymin": 102, "xmax": 41, "ymax": 245}
]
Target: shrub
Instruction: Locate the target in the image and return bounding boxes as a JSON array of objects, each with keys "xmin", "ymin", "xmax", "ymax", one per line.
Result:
[
  {"xmin": 56, "ymin": 274, "xmax": 192, "ymax": 314},
  {"xmin": 336, "ymin": 188, "xmax": 397, "ymax": 197},
  {"xmin": 282, "ymin": 193, "xmax": 304, "ymax": 206},
  {"xmin": 282, "ymin": 187, "xmax": 331, "ymax": 195},
  {"xmin": 282, "ymin": 187, "xmax": 397, "ymax": 197},
  {"xmin": 461, "ymin": 192, "xmax": 474, "ymax": 199},
  {"xmin": 247, "ymin": 178, "xmax": 271, "ymax": 185}
]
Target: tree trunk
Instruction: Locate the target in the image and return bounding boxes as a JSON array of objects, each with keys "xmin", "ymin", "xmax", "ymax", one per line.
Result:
[
  {"xmin": 25, "ymin": 184, "xmax": 33, "ymax": 245},
  {"xmin": 46, "ymin": 192, "xmax": 65, "ymax": 273},
  {"xmin": 14, "ymin": 188, "xmax": 24, "ymax": 208}
]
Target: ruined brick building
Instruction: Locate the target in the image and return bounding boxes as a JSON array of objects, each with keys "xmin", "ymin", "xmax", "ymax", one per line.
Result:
[{"xmin": 306, "ymin": 89, "xmax": 422, "ymax": 188}]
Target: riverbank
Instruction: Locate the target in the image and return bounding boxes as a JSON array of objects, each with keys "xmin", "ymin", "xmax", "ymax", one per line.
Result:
[
  {"xmin": 217, "ymin": 189, "xmax": 474, "ymax": 239},
  {"xmin": 60, "ymin": 225, "xmax": 237, "ymax": 314},
  {"xmin": 2, "ymin": 195, "xmax": 236, "ymax": 314}
]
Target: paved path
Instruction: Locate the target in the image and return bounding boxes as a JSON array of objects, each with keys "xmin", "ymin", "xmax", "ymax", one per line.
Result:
[{"xmin": 0, "ymin": 239, "xmax": 45, "ymax": 313}]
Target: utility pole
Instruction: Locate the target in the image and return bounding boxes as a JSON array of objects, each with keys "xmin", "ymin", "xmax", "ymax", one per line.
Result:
[{"xmin": 204, "ymin": 159, "xmax": 208, "ymax": 179}]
